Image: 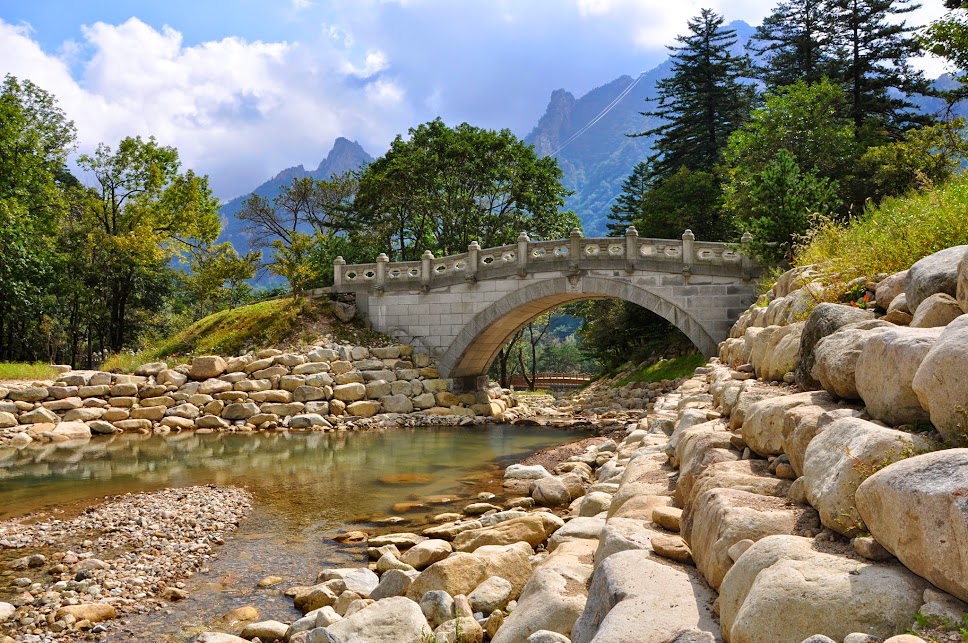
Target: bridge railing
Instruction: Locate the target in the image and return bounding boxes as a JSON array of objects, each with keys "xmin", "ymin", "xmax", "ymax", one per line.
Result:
[{"xmin": 333, "ymin": 227, "xmax": 758, "ymax": 292}]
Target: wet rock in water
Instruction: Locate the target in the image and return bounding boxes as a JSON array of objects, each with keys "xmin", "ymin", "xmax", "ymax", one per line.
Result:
[
  {"xmin": 223, "ymin": 605, "xmax": 260, "ymax": 623},
  {"xmin": 54, "ymin": 604, "xmax": 116, "ymax": 623}
]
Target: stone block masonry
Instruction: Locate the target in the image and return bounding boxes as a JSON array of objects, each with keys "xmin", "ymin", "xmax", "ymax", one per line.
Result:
[{"xmin": 336, "ymin": 229, "xmax": 766, "ymax": 385}]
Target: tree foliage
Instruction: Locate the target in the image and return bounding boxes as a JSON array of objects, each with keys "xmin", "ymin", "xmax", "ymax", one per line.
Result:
[
  {"xmin": 353, "ymin": 118, "xmax": 577, "ymax": 260},
  {"xmin": 749, "ymin": 0, "xmax": 834, "ymax": 88},
  {"xmin": 637, "ymin": 9, "xmax": 756, "ymax": 180}
]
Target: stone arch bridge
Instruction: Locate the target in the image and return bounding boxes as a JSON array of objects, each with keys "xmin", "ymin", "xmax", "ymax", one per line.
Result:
[{"xmin": 333, "ymin": 228, "xmax": 765, "ymax": 389}]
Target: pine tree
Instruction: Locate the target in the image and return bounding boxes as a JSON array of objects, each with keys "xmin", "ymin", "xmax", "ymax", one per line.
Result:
[
  {"xmin": 825, "ymin": 0, "xmax": 931, "ymax": 135},
  {"xmin": 636, "ymin": 9, "xmax": 756, "ymax": 181},
  {"xmin": 606, "ymin": 161, "xmax": 654, "ymax": 236},
  {"xmin": 748, "ymin": 0, "xmax": 833, "ymax": 89}
]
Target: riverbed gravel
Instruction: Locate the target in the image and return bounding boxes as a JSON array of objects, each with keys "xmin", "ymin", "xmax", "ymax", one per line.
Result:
[{"xmin": 0, "ymin": 485, "xmax": 251, "ymax": 642}]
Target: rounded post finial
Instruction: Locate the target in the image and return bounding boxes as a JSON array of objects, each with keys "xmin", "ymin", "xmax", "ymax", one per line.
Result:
[
  {"xmin": 741, "ymin": 231, "xmax": 753, "ymax": 243},
  {"xmin": 625, "ymin": 225, "xmax": 638, "ymax": 237},
  {"xmin": 682, "ymin": 229, "xmax": 695, "ymax": 241},
  {"xmin": 468, "ymin": 240, "xmax": 481, "ymax": 251},
  {"xmin": 333, "ymin": 256, "xmax": 346, "ymax": 265},
  {"xmin": 376, "ymin": 253, "xmax": 389, "ymax": 262},
  {"xmin": 570, "ymin": 227, "xmax": 583, "ymax": 238},
  {"xmin": 422, "ymin": 250, "xmax": 435, "ymax": 260},
  {"xmin": 517, "ymin": 232, "xmax": 531, "ymax": 243}
]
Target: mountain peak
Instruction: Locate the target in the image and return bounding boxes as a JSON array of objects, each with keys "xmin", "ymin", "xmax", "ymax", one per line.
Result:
[{"xmin": 314, "ymin": 138, "xmax": 374, "ymax": 178}]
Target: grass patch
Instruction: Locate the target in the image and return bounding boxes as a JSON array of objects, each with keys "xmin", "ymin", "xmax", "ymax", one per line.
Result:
[
  {"xmin": 102, "ymin": 297, "xmax": 327, "ymax": 372},
  {"xmin": 795, "ymin": 173, "xmax": 968, "ymax": 280},
  {"xmin": 0, "ymin": 362, "xmax": 59, "ymax": 381},
  {"xmin": 615, "ymin": 354, "xmax": 708, "ymax": 386}
]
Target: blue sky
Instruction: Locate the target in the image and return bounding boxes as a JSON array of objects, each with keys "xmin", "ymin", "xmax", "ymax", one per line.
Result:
[{"xmin": 0, "ymin": 0, "xmax": 949, "ymax": 201}]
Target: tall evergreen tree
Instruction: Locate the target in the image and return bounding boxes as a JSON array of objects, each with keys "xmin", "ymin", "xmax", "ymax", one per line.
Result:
[
  {"xmin": 605, "ymin": 161, "xmax": 654, "ymax": 236},
  {"xmin": 825, "ymin": 0, "xmax": 932, "ymax": 135},
  {"xmin": 748, "ymin": 0, "xmax": 833, "ymax": 88},
  {"xmin": 636, "ymin": 9, "xmax": 756, "ymax": 180}
]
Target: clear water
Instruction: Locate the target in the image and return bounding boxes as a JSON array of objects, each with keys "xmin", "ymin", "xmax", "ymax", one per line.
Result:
[{"xmin": 0, "ymin": 426, "xmax": 585, "ymax": 640}]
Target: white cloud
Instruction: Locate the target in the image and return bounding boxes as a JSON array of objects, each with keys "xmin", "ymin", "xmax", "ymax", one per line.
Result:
[
  {"xmin": 292, "ymin": 0, "xmax": 314, "ymax": 9},
  {"xmin": 0, "ymin": 17, "xmax": 411, "ymax": 200}
]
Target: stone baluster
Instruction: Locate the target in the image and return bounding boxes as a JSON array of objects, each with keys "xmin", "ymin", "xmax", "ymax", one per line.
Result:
[
  {"xmin": 681, "ymin": 229, "xmax": 695, "ymax": 284},
  {"xmin": 466, "ymin": 241, "xmax": 480, "ymax": 283},
  {"xmin": 375, "ymin": 253, "xmax": 389, "ymax": 293},
  {"xmin": 333, "ymin": 256, "xmax": 346, "ymax": 288},
  {"xmin": 517, "ymin": 232, "xmax": 530, "ymax": 277},
  {"xmin": 741, "ymin": 231, "xmax": 753, "ymax": 281},
  {"xmin": 569, "ymin": 227, "xmax": 583, "ymax": 274},
  {"xmin": 625, "ymin": 226, "xmax": 638, "ymax": 273},
  {"xmin": 682, "ymin": 229, "xmax": 695, "ymax": 265},
  {"xmin": 421, "ymin": 250, "xmax": 434, "ymax": 293}
]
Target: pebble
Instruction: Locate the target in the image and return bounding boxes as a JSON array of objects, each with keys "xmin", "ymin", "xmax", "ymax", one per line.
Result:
[{"xmin": 0, "ymin": 486, "xmax": 251, "ymax": 640}]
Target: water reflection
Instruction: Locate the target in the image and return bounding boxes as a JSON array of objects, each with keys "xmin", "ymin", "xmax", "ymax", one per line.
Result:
[
  {"xmin": 0, "ymin": 426, "xmax": 581, "ymax": 524},
  {"xmin": 0, "ymin": 426, "xmax": 586, "ymax": 640}
]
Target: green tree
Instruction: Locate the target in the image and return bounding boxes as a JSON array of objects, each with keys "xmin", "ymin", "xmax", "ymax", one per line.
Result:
[
  {"xmin": 854, "ymin": 117, "xmax": 968, "ymax": 201},
  {"xmin": 0, "ymin": 75, "xmax": 76, "ymax": 361},
  {"xmin": 733, "ymin": 149, "xmax": 842, "ymax": 261},
  {"xmin": 635, "ymin": 167, "xmax": 727, "ymax": 240},
  {"xmin": 353, "ymin": 118, "xmax": 577, "ymax": 260},
  {"xmin": 78, "ymin": 136, "xmax": 221, "ymax": 351},
  {"xmin": 722, "ymin": 79, "xmax": 858, "ymax": 216},
  {"xmin": 637, "ymin": 9, "xmax": 756, "ymax": 180},
  {"xmin": 181, "ymin": 242, "xmax": 259, "ymax": 318},
  {"xmin": 749, "ymin": 0, "xmax": 833, "ymax": 88},
  {"xmin": 921, "ymin": 2, "xmax": 968, "ymax": 105},
  {"xmin": 826, "ymin": 0, "xmax": 931, "ymax": 136},
  {"xmin": 606, "ymin": 161, "xmax": 654, "ymax": 236}
]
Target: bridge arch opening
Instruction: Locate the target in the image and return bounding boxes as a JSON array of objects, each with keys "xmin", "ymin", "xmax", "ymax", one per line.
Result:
[{"xmin": 438, "ymin": 276, "xmax": 720, "ymax": 384}]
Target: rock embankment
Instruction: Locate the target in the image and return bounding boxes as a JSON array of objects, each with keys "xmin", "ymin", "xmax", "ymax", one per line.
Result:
[{"xmin": 0, "ymin": 345, "xmax": 520, "ymax": 450}]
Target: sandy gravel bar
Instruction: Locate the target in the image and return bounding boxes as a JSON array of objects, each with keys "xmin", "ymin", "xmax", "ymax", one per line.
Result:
[{"xmin": 0, "ymin": 485, "xmax": 251, "ymax": 642}]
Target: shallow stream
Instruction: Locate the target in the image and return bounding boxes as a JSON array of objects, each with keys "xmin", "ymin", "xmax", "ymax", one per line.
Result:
[{"xmin": 0, "ymin": 425, "xmax": 586, "ymax": 640}]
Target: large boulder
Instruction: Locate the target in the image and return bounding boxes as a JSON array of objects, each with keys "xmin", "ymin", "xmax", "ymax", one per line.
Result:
[
  {"xmin": 682, "ymin": 460, "xmax": 792, "ymax": 526},
  {"xmin": 719, "ymin": 535, "xmax": 930, "ymax": 643},
  {"xmin": 48, "ymin": 421, "xmax": 92, "ymax": 442},
  {"xmin": 571, "ymin": 550, "xmax": 719, "ymax": 643},
  {"xmin": 958, "ymin": 247, "xmax": 968, "ymax": 313},
  {"xmin": 856, "ymin": 449, "xmax": 968, "ymax": 602},
  {"xmin": 673, "ymin": 425, "xmax": 738, "ymax": 507},
  {"xmin": 491, "ymin": 540, "xmax": 596, "ymax": 643},
  {"xmin": 687, "ymin": 488, "xmax": 819, "ymax": 590},
  {"xmin": 910, "ymin": 293, "xmax": 964, "ymax": 328},
  {"xmin": 326, "ymin": 596, "xmax": 430, "ymax": 643},
  {"xmin": 811, "ymin": 321, "xmax": 893, "ymax": 400},
  {"xmin": 854, "ymin": 326, "xmax": 943, "ymax": 426},
  {"xmin": 758, "ymin": 322, "xmax": 804, "ymax": 382},
  {"xmin": 405, "ymin": 553, "xmax": 487, "ymax": 600},
  {"xmin": 742, "ymin": 391, "xmax": 832, "ymax": 457},
  {"xmin": 875, "ymin": 270, "xmax": 908, "ymax": 310},
  {"xmin": 905, "ymin": 245, "xmax": 968, "ymax": 312},
  {"xmin": 452, "ymin": 513, "xmax": 564, "ymax": 552},
  {"xmin": 802, "ymin": 417, "xmax": 936, "ymax": 536},
  {"xmin": 911, "ymin": 314, "xmax": 968, "ymax": 445},
  {"xmin": 399, "ymin": 540, "xmax": 452, "ymax": 571},
  {"xmin": 783, "ymin": 404, "xmax": 862, "ymax": 477},
  {"xmin": 796, "ymin": 303, "xmax": 875, "ymax": 391}
]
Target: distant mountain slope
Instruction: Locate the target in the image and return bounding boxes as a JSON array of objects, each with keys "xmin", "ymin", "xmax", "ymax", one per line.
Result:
[
  {"xmin": 217, "ymin": 137, "xmax": 373, "ymax": 252},
  {"xmin": 528, "ymin": 21, "xmax": 756, "ymax": 236}
]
